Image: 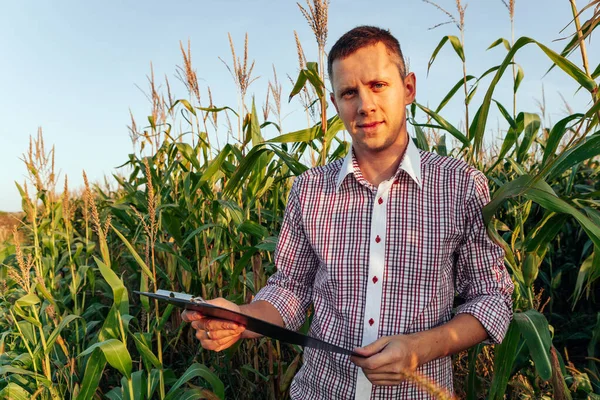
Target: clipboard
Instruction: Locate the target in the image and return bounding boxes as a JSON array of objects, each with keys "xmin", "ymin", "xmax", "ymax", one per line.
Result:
[{"xmin": 135, "ymin": 290, "xmax": 362, "ymax": 357}]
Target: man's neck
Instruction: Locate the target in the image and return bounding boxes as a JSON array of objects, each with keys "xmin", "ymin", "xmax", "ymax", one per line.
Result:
[{"xmin": 353, "ymin": 139, "xmax": 409, "ymax": 187}]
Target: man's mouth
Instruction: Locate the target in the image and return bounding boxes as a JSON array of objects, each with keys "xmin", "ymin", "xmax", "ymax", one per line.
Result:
[{"xmin": 358, "ymin": 121, "xmax": 382, "ymax": 128}]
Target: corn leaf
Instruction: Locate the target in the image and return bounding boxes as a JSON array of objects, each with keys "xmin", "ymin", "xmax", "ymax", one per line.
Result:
[
  {"xmin": 75, "ymin": 348, "xmax": 107, "ymax": 400},
  {"xmin": 488, "ymin": 321, "xmax": 521, "ymax": 399},
  {"xmin": 516, "ymin": 113, "xmax": 541, "ymax": 163},
  {"xmin": 95, "ymin": 256, "xmax": 129, "ymax": 314},
  {"xmin": 427, "ymin": 35, "xmax": 465, "ymax": 75},
  {"xmin": 415, "ymin": 103, "xmax": 469, "ymax": 146},
  {"xmin": 514, "ymin": 310, "xmax": 553, "ymax": 381},
  {"xmin": 435, "ymin": 75, "xmax": 475, "ymax": 113},
  {"xmin": 165, "ymin": 363, "xmax": 225, "ymax": 400},
  {"xmin": 79, "ymin": 339, "xmax": 133, "ymax": 379},
  {"xmin": 111, "ymin": 226, "xmax": 156, "ymax": 284},
  {"xmin": 545, "ymin": 132, "xmax": 600, "ymax": 180},
  {"xmin": 487, "ymin": 37, "xmax": 512, "ymax": 51},
  {"xmin": 0, "ymin": 383, "xmax": 30, "ymax": 400},
  {"xmin": 541, "ymin": 114, "xmax": 584, "ymax": 167},
  {"xmin": 45, "ymin": 314, "xmax": 80, "ymax": 356}
]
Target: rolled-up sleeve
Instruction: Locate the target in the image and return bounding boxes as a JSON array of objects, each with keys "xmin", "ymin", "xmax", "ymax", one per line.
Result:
[
  {"xmin": 454, "ymin": 171, "xmax": 514, "ymax": 344},
  {"xmin": 253, "ymin": 177, "xmax": 319, "ymax": 331}
]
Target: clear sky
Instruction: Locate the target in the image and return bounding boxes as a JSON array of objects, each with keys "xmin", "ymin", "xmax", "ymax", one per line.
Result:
[{"xmin": 1, "ymin": 0, "xmax": 597, "ymax": 211}]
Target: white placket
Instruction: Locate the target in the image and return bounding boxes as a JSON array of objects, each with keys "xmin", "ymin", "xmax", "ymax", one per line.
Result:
[{"xmin": 355, "ymin": 178, "xmax": 394, "ymax": 400}]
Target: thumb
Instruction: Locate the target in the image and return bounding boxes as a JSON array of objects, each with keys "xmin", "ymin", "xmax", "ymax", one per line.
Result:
[{"xmin": 353, "ymin": 336, "xmax": 391, "ymax": 357}]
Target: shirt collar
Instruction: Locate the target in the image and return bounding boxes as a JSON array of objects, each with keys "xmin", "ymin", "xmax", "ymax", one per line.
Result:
[{"xmin": 335, "ymin": 136, "xmax": 422, "ymax": 190}]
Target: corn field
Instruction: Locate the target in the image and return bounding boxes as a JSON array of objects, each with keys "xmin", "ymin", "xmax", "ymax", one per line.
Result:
[{"xmin": 1, "ymin": 1, "xmax": 600, "ymax": 399}]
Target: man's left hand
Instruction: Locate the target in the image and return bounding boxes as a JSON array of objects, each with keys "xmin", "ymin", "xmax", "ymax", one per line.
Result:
[{"xmin": 350, "ymin": 335, "xmax": 421, "ymax": 386}]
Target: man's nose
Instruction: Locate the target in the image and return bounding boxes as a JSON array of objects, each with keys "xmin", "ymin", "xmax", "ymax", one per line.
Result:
[{"xmin": 357, "ymin": 91, "xmax": 376, "ymax": 115}]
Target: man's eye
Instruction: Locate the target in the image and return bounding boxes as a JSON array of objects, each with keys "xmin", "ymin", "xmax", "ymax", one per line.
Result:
[
  {"xmin": 341, "ymin": 90, "xmax": 355, "ymax": 97},
  {"xmin": 373, "ymin": 83, "xmax": 386, "ymax": 89}
]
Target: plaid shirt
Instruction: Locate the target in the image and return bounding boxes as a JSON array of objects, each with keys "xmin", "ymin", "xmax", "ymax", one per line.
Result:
[{"xmin": 254, "ymin": 137, "xmax": 513, "ymax": 399}]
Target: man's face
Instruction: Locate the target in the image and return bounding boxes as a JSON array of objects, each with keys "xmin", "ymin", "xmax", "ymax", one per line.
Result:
[{"xmin": 330, "ymin": 42, "xmax": 416, "ymax": 159}]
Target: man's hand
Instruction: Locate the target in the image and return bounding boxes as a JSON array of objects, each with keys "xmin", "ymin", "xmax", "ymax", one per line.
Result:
[
  {"xmin": 350, "ymin": 335, "xmax": 421, "ymax": 386},
  {"xmin": 182, "ymin": 297, "xmax": 245, "ymax": 352}
]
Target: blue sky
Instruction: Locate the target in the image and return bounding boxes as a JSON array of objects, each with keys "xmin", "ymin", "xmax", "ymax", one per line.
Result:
[{"xmin": 1, "ymin": 0, "xmax": 597, "ymax": 211}]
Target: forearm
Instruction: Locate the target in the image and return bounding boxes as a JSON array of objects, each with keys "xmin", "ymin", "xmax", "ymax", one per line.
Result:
[
  {"xmin": 413, "ymin": 313, "xmax": 488, "ymax": 366},
  {"xmin": 239, "ymin": 300, "xmax": 284, "ymax": 339}
]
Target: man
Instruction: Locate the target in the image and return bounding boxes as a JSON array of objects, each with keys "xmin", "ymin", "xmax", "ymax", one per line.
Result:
[{"xmin": 183, "ymin": 26, "xmax": 513, "ymax": 399}]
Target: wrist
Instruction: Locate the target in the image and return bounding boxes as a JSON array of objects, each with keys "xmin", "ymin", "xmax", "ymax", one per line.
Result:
[{"xmin": 407, "ymin": 331, "xmax": 439, "ymax": 367}]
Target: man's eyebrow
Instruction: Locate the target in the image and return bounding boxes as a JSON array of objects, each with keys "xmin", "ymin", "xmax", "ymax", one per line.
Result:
[{"xmin": 336, "ymin": 84, "xmax": 356, "ymax": 93}]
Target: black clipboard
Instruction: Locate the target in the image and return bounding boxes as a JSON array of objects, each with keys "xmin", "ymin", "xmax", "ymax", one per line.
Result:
[{"xmin": 135, "ymin": 290, "xmax": 361, "ymax": 357}]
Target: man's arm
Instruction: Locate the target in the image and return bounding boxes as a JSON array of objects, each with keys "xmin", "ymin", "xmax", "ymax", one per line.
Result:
[{"xmin": 351, "ymin": 314, "xmax": 487, "ymax": 385}]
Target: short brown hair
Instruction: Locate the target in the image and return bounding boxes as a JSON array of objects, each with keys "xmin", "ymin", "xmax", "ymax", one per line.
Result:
[{"xmin": 327, "ymin": 26, "xmax": 407, "ymax": 82}]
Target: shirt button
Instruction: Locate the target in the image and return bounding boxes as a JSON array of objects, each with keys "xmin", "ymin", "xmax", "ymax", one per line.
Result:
[
  {"xmin": 375, "ymin": 235, "xmax": 381, "ymax": 243},
  {"xmin": 378, "ymin": 197, "xmax": 383, "ymax": 205},
  {"xmin": 394, "ymin": 179, "xmax": 399, "ymax": 185},
  {"xmin": 372, "ymin": 276, "xmax": 378, "ymax": 284},
  {"xmin": 368, "ymin": 318, "xmax": 374, "ymax": 326}
]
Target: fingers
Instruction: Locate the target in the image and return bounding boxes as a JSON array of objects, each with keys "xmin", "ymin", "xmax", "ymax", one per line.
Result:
[
  {"xmin": 189, "ymin": 317, "xmax": 245, "ymax": 352},
  {"xmin": 195, "ymin": 328, "xmax": 242, "ymax": 351},
  {"xmin": 363, "ymin": 371, "xmax": 407, "ymax": 386},
  {"xmin": 352, "ymin": 336, "xmax": 391, "ymax": 358},
  {"xmin": 181, "ymin": 310, "xmax": 204, "ymax": 322}
]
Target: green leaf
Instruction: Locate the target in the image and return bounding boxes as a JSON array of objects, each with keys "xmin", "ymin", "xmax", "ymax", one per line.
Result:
[
  {"xmin": 95, "ymin": 256, "xmax": 129, "ymax": 314},
  {"xmin": 483, "ymin": 175, "xmax": 554, "ymax": 226},
  {"xmin": 171, "ymin": 99, "xmax": 197, "ymax": 116},
  {"xmin": 15, "ymin": 293, "xmax": 41, "ymax": 307},
  {"xmin": 165, "ymin": 363, "xmax": 225, "ymax": 400},
  {"xmin": 415, "ymin": 103, "xmax": 469, "ymax": 146},
  {"xmin": 427, "ymin": 35, "xmax": 465, "ymax": 75},
  {"xmin": 288, "ymin": 70, "xmax": 308, "ymax": 102},
  {"xmin": 536, "ymin": 41, "xmax": 597, "ymax": 92},
  {"xmin": 45, "ymin": 314, "xmax": 80, "ymax": 356},
  {"xmin": 514, "ymin": 310, "xmax": 553, "ymax": 381},
  {"xmin": 122, "ymin": 370, "xmax": 146, "ymax": 400},
  {"xmin": 523, "ymin": 187, "xmax": 600, "ymax": 250},
  {"xmin": 267, "ymin": 125, "xmax": 319, "ymax": 143},
  {"xmin": 488, "ymin": 321, "xmax": 521, "ymax": 400},
  {"xmin": 545, "ymin": 132, "xmax": 600, "ymax": 181},
  {"xmin": 111, "ymin": 226, "xmax": 156, "ymax": 284},
  {"xmin": 182, "ymin": 224, "xmax": 218, "ymax": 248},
  {"xmin": 200, "ymin": 144, "xmax": 232, "ymax": 183},
  {"xmin": 573, "ymin": 249, "xmax": 599, "ymax": 306},
  {"xmin": 541, "ymin": 114, "xmax": 584, "ymax": 167},
  {"xmin": 255, "ymin": 236, "xmax": 278, "ymax": 252},
  {"xmin": 487, "ymin": 37, "xmax": 511, "ymax": 51},
  {"xmin": 238, "ymin": 220, "xmax": 268, "ymax": 240},
  {"xmin": 516, "ymin": 113, "xmax": 541, "ymax": 163},
  {"xmin": 466, "ymin": 344, "xmax": 483, "ymax": 400},
  {"xmin": 493, "ymin": 100, "xmax": 516, "ymax": 129},
  {"xmin": 243, "ymin": 98, "xmax": 263, "ymax": 148},
  {"xmin": 411, "ymin": 123, "xmax": 429, "ymax": 152},
  {"xmin": 175, "ymin": 143, "xmax": 201, "ymax": 171},
  {"xmin": 514, "ymin": 64, "xmax": 524, "ymax": 94},
  {"xmin": 0, "ymin": 383, "xmax": 31, "ymax": 400},
  {"xmin": 79, "ymin": 339, "xmax": 133, "ymax": 379},
  {"xmin": 435, "ymin": 75, "xmax": 476, "ymax": 113},
  {"xmin": 132, "ymin": 333, "xmax": 162, "ymax": 369},
  {"xmin": 473, "ymin": 36, "xmax": 596, "ymax": 156},
  {"xmin": 0, "ymin": 366, "xmax": 52, "ymax": 387}
]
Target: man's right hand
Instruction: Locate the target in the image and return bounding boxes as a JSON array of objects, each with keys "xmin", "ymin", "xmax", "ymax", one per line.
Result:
[{"xmin": 182, "ymin": 297, "xmax": 246, "ymax": 352}]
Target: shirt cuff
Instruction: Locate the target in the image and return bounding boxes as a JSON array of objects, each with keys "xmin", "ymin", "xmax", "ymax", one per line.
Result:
[
  {"xmin": 253, "ymin": 284, "xmax": 307, "ymax": 331},
  {"xmin": 455, "ymin": 295, "xmax": 513, "ymax": 344}
]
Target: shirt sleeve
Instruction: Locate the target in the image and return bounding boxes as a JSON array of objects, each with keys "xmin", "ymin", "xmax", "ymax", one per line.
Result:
[
  {"xmin": 253, "ymin": 176, "xmax": 320, "ymax": 331},
  {"xmin": 454, "ymin": 171, "xmax": 514, "ymax": 344}
]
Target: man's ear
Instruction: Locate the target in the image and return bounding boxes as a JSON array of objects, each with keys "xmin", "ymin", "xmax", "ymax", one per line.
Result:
[
  {"xmin": 330, "ymin": 92, "xmax": 339, "ymax": 113},
  {"xmin": 404, "ymin": 72, "xmax": 417, "ymax": 106}
]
